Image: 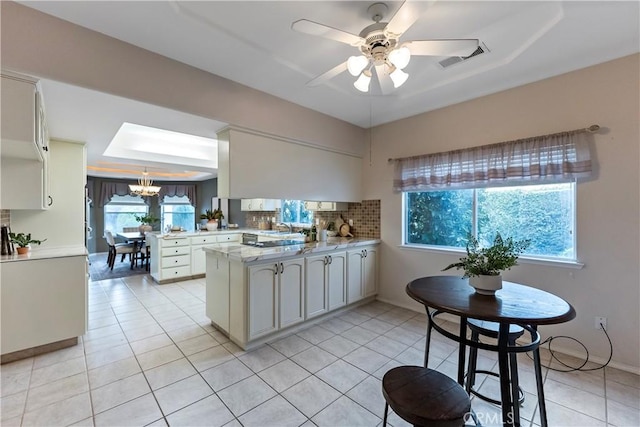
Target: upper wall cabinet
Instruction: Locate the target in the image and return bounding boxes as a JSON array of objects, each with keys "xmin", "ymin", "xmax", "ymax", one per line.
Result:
[
  {"xmin": 1, "ymin": 71, "xmax": 51, "ymax": 210},
  {"xmin": 1, "ymin": 71, "xmax": 47, "ymax": 161},
  {"xmin": 241, "ymin": 199, "xmax": 281, "ymax": 211},
  {"xmin": 217, "ymin": 127, "xmax": 362, "ymax": 202},
  {"xmin": 304, "ymin": 201, "xmax": 348, "ymax": 211}
]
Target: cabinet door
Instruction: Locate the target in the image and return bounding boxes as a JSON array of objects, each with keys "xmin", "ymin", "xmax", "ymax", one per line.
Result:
[
  {"xmin": 347, "ymin": 250, "xmax": 364, "ymax": 304},
  {"xmin": 191, "ymin": 245, "xmax": 207, "ymax": 275},
  {"xmin": 206, "ymin": 256, "xmax": 230, "ymax": 332},
  {"xmin": 241, "ymin": 199, "xmax": 253, "ymax": 211},
  {"xmin": 248, "ymin": 264, "xmax": 279, "ymax": 339},
  {"xmin": 327, "ymin": 251, "xmax": 347, "ymax": 310},
  {"xmin": 363, "ymin": 247, "xmax": 378, "ymax": 297},
  {"xmin": 279, "ymin": 259, "xmax": 305, "ymax": 328},
  {"xmin": 305, "ymin": 254, "xmax": 328, "ymax": 319}
]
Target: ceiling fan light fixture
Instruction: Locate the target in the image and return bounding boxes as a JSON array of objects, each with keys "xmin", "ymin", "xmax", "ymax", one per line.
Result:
[
  {"xmin": 347, "ymin": 55, "xmax": 369, "ymax": 76},
  {"xmin": 389, "ymin": 67, "xmax": 409, "ymax": 88},
  {"xmin": 388, "ymin": 46, "xmax": 411, "ymax": 69},
  {"xmin": 354, "ymin": 70, "xmax": 372, "ymax": 92}
]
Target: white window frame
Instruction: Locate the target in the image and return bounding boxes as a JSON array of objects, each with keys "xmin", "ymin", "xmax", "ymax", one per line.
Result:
[
  {"xmin": 400, "ymin": 182, "xmax": 583, "ymax": 268},
  {"xmin": 104, "ymin": 195, "xmax": 148, "ymax": 235}
]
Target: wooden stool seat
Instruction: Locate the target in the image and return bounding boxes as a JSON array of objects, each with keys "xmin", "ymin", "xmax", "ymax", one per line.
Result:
[{"xmin": 382, "ymin": 366, "xmax": 471, "ymax": 427}]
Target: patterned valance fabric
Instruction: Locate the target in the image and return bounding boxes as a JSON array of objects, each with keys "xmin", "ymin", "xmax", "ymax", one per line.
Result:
[
  {"xmin": 393, "ymin": 130, "xmax": 593, "ymax": 192},
  {"xmin": 158, "ymin": 185, "xmax": 197, "ymax": 207},
  {"xmin": 99, "ymin": 182, "xmax": 133, "ymax": 207}
]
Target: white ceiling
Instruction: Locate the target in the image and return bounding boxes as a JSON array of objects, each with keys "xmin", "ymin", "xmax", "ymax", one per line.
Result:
[{"xmin": 19, "ymin": 1, "xmax": 640, "ymax": 181}]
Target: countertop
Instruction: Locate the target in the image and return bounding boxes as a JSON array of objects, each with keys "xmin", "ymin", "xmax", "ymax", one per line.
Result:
[
  {"xmin": 147, "ymin": 228, "xmax": 297, "ymax": 239},
  {"xmin": 203, "ymin": 237, "xmax": 380, "ymax": 263},
  {"xmin": 0, "ymin": 245, "xmax": 88, "ymax": 263}
]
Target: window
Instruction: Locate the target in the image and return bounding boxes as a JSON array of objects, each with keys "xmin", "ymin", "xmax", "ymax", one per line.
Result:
[
  {"xmin": 280, "ymin": 200, "xmax": 314, "ymax": 225},
  {"xmin": 161, "ymin": 195, "xmax": 195, "ymax": 232},
  {"xmin": 405, "ymin": 182, "xmax": 576, "ymax": 260},
  {"xmin": 104, "ymin": 195, "xmax": 147, "ymax": 233}
]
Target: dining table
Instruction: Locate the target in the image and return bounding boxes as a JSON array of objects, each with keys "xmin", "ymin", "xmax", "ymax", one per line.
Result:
[
  {"xmin": 406, "ymin": 275, "xmax": 576, "ymax": 427},
  {"xmin": 116, "ymin": 231, "xmax": 146, "ymax": 269}
]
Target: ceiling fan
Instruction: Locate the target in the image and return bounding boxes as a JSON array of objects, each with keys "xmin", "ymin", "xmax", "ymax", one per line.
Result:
[{"xmin": 292, "ymin": 1, "xmax": 479, "ymax": 94}]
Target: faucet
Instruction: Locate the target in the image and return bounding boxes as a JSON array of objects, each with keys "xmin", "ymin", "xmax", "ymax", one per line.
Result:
[{"xmin": 277, "ymin": 222, "xmax": 293, "ymax": 233}]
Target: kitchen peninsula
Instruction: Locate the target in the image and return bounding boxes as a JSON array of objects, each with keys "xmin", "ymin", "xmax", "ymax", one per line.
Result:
[{"xmin": 204, "ymin": 237, "xmax": 380, "ymax": 350}]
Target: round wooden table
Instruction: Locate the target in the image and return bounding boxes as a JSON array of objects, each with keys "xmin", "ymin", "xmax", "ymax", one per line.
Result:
[{"xmin": 406, "ymin": 276, "xmax": 576, "ymax": 427}]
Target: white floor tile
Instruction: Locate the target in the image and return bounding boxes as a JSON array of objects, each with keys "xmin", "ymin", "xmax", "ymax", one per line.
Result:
[
  {"xmin": 144, "ymin": 357, "xmax": 197, "ymax": 390},
  {"xmin": 25, "ymin": 372, "xmax": 88, "ymax": 412},
  {"xmin": 291, "ymin": 347, "xmax": 338, "ymax": 374},
  {"xmin": 93, "ymin": 393, "xmax": 163, "ymax": 427},
  {"xmin": 217, "ymin": 375, "xmax": 277, "ymax": 417},
  {"xmin": 316, "ymin": 360, "xmax": 368, "ymax": 393},
  {"xmin": 22, "ymin": 392, "xmax": 92, "ymax": 427},
  {"xmin": 258, "ymin": 359, "xmax": 310, "ymax": 393},
  {"xmin": 153, "ymin": 374, "xmax": 213, "ymax": 415},
  {"xmin": 312, "ymin": 395, "xmax": 380, "ymax": 427},
  {"xmin": 88, "ymin": 356, "xmax": 141, "ymax": 390},
  {"xmin": 91, "ymin": 372, "xmax": 151, "ymax": 414},
  {"xmin": 238, "ymin": 395, "xmax": 307, "ymax": 427},
  {"xmin": 166, "ymin": 395, "xmax": 234, "ymax": 427}
]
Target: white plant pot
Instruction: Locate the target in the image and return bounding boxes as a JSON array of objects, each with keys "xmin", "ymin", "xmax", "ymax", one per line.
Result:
[
  {"xmin": 469, "ymin": 274, "xmax": 502, "ymax": 295},
  {"xmin": 206, "ymin": 221, "xmax": 218, "ymax": 231},
  {"xmin": 139, "ymin": 224, "xmax": 152, "ymax": 234}
]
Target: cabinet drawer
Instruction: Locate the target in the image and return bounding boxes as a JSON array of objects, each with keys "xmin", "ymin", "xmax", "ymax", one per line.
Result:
[
  {"xmin": 162, "ymin": 254, "xmax": 190, "ymax": 267},
  {"xmin": 191, "ymin": 235, "xmax": 217, "ymax": 245},
  {"xmin": 162, "ymin": 238, "xmax": 189, "ymax": 247},
  {"xmin": 217, "ymin": 234, "xmax": 239, "ymax": 243},
  {"xmin": 162, "ymin": 246, "xmax": 190, "ymax": 257},
  {"xmin": 161, "ymin": 265, "xmax": 191, "ymax": 280}
]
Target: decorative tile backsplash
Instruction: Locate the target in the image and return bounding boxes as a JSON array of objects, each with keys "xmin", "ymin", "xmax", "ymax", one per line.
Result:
[{"xmin": 243, "ymin": 200, "xmax": 381, "ymax": 239}]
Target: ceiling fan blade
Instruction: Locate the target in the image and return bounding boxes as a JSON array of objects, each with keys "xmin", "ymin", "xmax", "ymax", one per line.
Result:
[
  {"xmin": 292, "ymin": 19, "xmax": 364, "ymax": 46},
  {"xmin": 405, "ymin": 39, "xmax": 479, "ymax": 57},
  {"xmin": 374, "ymin": 64, "xmax": 395, "ymax": 96},
  {"xmin": 306, "ymin": 61, "xmax": 349, "ymax": 87},
  {"xmin": 384, "ymin": 0, "xmax": 434, "ymax": 39}
]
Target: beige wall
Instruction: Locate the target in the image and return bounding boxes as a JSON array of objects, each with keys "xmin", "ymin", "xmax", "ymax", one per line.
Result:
[
  {"xmin": 365, "ymin": 54, "xmax": 640, "ymax": 371},
  {"xmin": 0, "ymin": 1, "xmax": 366, "ymax": 156}
]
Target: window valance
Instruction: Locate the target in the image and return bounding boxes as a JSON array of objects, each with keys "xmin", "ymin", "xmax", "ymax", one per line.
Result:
[
  {"xmin": 99, "ymin": 182, "xmax": 140, "ymax": 207},
  {"xmin": 393, "ymin": 129, "xmax": 593, "ymax": 192},
  {"xmin": 158, "ymin": 185, "xmax": 197, "ymax": 207}
]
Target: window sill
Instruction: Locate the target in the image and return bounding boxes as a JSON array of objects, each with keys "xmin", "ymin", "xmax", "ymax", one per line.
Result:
[{"xmin": 398, "ymin": 244, "xmax": 584, "ymax": 270}]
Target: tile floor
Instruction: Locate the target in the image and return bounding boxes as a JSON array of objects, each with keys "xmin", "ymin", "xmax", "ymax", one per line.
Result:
[{"xmin": 1, "ymin": 274, "xmax": 638, "ymax": 426}]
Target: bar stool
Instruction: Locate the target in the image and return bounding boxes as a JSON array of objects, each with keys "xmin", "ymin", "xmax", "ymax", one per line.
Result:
[
  {"xmin": 465, "ymin": 319, "xmax": 525, "ymax": 407},
  {"xmin": 382, "ymin": 366, "xmax": 471, "ymax": 427}
]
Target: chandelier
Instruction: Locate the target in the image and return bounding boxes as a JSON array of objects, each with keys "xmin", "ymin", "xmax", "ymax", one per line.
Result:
[{"xmin": 129, "ymin": 168, "xmax": 161, "ymax": 197}]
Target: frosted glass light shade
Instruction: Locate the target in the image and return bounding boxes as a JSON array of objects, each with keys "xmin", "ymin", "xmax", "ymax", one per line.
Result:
[
  {"xmin": 347, "ymin": 55, "xmax": 369, "ymax": 76},
  {"xmin": 353, "ymin": 70, "xmax": 372, "ymax": 92},
  {"xmin": 389, "ymin": 68, "xmax": 409, "ymax": 88},
  {"xmin": 388, "ymin": 46, "xmax": 411, "ymax": 69}
]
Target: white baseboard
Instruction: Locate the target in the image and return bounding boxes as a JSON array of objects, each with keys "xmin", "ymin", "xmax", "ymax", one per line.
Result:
[{"xmin": 375, "ymin": 297, "xmax": 639, "ymax": 375}]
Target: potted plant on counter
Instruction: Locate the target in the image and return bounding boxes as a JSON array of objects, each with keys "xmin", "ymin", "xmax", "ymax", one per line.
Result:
[
  {"xmin": 200, "ymin": 209, "xmax": 224, "ymax": 231},
  {"xmin": 134, "ymin": 212, "xmax": 160, "ymax": 233},
  {"xmin": 9, "ymin": 232, "xmax": 47, "ymax": 255},
  {"xmin": 442, "ymin": 232, "xmax": 530, "ymax": 295}
]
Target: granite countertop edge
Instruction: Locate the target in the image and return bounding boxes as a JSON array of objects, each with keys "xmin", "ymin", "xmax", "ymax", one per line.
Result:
[
  {"xmin": 203, "ymin": 237, "xmax": 380, "ymax": 263},
  {"xmin": 1, "ymin": 245, "xmax": 88, "ymax": 263}
]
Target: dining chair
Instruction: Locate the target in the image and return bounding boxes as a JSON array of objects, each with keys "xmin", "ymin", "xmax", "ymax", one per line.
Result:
[{"xmin": 104, "ymin": 230, "xmax": 138, "ymax": 270}]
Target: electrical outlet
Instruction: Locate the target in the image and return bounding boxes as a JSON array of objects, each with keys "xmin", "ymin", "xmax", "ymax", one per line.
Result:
[{"xmin": 594, "ymin": 316, "xmax": 607, "ymax": 330}]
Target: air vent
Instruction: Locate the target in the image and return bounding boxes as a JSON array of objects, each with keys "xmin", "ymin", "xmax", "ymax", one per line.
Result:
[{"xmin": 439, "ymin": 42, "xmax": 489, "ymax": 69}]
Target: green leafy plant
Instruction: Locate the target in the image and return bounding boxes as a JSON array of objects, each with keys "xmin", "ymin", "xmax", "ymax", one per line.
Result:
[
  {"xmin": 133, "ymin": 212, "xmax": 160, "ymax": 225},
  {"xmin": 200, "ymin": 209, "xmax": 224, "ymax": 221},
  {"xmin": 443, "ymin": 232, "xmax": 530, "ymax": 278},
  {"xmin": 9, "ymin": 232, "xmax": 46, "ymax": 248}
]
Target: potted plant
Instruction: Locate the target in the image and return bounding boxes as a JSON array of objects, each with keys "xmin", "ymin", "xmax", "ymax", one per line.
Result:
[
  {"xmin": 134, "ymin": 212, "xmax": 160, "ymax": 233},
  {"xmin": 442, "ymin": 232, "xmax": 530, "ymax": 295},
  {"xmin": 200, "ymin": 209, "xmax": 224, "ymax": 231},
  {"xmin": 9, "ymin": 232, "xmax": 47, "ymax": 255}
]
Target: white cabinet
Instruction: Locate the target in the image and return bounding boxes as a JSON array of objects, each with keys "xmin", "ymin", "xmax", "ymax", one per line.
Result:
[
  {"xmin": 306, "ymin": 251, "xmax": 346, "ymax": 319},
  {"xmin": 305, "ymin": 254, "xmax": 329, "ymax": 319},
  {"xmin": 191, "ymin": 234, "xmax": 220, "ymax": 275},
  {"xmin": 206, "ymin": 254, "xmax": 230, "ymax": 332},
  {"xmin": 1, "ymin": 255, "xmax": 87, "ymax": 355},
  {"xmin": 303, "ymin": 201, "xmax": 349, "ymax": 211},
  {"xmin": 248, "ymin": 258, "xmax": 305, "ymax": 340},
  {"xmin": 151, "ymin": 237, "xmax": 191, "ymax": 281},
  {"xmin": 241, "ymin": 198, "xmax": 281, "ymax": 211},
  {"xmin": 1, "ymin": 72, "xmax": 51, "ymax": 210},
  {"xmin": 347, "ymin": 246, "xmax": 378, "ymax": 304}
]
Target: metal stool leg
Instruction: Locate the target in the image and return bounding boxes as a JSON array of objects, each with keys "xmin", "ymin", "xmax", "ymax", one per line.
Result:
[
  {"xmin": 383, "ymin": 402, "xmax": 389, "ymax": 426},
  {"xmin": 424, "ymin": 307, "xmax": 432, "ymax": 367},
  {"xmin": 533, "ymin": 346, "xmax": 548, "ymax": 427},
  {"xmin": 465, "ymin": 329, "xmax": 480, "ymax": 394}
]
